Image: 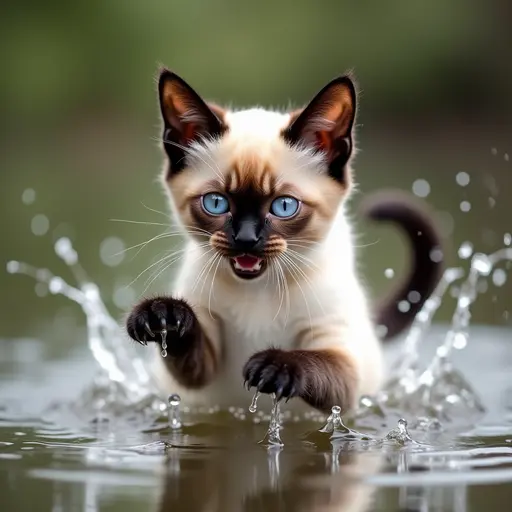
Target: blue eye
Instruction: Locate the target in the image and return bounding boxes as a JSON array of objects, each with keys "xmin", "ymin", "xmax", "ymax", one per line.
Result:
[
  {"xmin": 202, "ymin": 193, "xmax": 229, "ymax": 215},
  {"xmin": 270, "ymin": 196, "xmax": 300, "ymax": 218}
]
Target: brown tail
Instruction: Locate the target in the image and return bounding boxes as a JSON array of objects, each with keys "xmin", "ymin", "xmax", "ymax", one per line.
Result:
[{"xmin": 359, "ymin": 189, "xmax": 444, "ymax": 341}]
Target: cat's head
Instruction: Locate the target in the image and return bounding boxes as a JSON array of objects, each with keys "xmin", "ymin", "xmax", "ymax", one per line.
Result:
[{"xmin": 157, "ymin": 69, "xmax": 357, "ymax": 281}]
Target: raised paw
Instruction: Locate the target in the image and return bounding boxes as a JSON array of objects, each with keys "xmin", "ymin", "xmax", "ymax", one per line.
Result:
[
  {"xmin": 126, "ymin": 297, "xmax": 196, "ymax": 347},
  {"xmin": 242, "ymin": 349, "xmax": 306, "ymax": 401}
]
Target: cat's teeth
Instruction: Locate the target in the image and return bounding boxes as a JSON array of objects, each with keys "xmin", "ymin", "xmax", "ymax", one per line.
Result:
[{"xmin": 233, "ymin": 258, "xmax": 262, "ymax": 272}]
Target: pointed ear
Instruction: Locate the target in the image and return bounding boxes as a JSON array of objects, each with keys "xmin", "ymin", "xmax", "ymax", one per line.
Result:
[
  {"xmin": 282, "ymin": 75, "xmax": 357, "ymax": 183},
  {"xmin": 158, "ymin": 69, "xmax": 227, "ymax": 174}
]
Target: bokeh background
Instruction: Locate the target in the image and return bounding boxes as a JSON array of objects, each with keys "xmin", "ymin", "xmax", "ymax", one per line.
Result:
[{"xmin": 1, "ymin": 0, "xmax": 511, "ymax": 353}]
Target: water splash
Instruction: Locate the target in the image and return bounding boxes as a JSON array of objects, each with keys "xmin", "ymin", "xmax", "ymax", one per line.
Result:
[
  {"xmin": 259, "ymin": 395, "xmax": 283, "ymax": 447},
  {"xmin": 168, "ymin": 394, "xmax": 182, "ymax": 429},
  {"xmin": 379, "ymin": 247, "xmax": 512, "ymax": 423},
  {"xmin": 318, "ymin": 405, "xmax": 374, "ymax": 443},
  {"xmin": 6, "ymin": 238, "xmax": 160, "ymax": 415},
  {"xmin": 386, "ymin": 419, "xmax": 414, "ymax": 445},
  {"xmin": 6, "ymin": 213, "xmax": 512, "ymax": 431},
  {"xmin": 381, "ymin": 267, "xmax": 464, "ymax": 407},
  {"xmin": 319, "ymin": 406, "xmax": 348, "ymax": 435}
]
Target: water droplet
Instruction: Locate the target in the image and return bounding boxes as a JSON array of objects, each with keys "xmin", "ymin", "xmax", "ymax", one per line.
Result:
[
  {"xmin": 460, "ymin": 201, "xmax": 471, "ymax": 213},
  {"xmin": 453, "ymin": 332, "xmax": 467, "ymax": 350},
  {"xmin": 168, "ymin": 394, "xmax": 181, "ymax": 407},
  {"xmin": 455, "ymin": 172, "xmax": 470, "ymax": 187},
  {"xmin": 21, "ymin": 188, "xmax": 36, "ymax": 205},
  {"xmin": 54, "ymin": 237, "xmax": 78, "ymax": 265},
  {"xmin": 458, "ymin": 242, "xmax": 473, "ymax": 260},
  {"xmin": 167, "ymin": 394, "xmax": 182, "ymax": 429},
  {"xmin": 360, "ymin": 396, "xmax": 373, "ymax": 408},
  {"xmin": 319, "ymin": 404, "xmax": 350, "ymax": 436},
  {"xmin": 412, "ymin": 179, "xmax": 431, "ymax": 198},
  {"xmin": 6, "ymin": 261, "xmax": 20, "ymax": 274},
  {"xmin": 491, "ymin": 147, "xmax": 498, "ymax": 156},
  {"xmin": 384, "ymin": 268, "xmax": 394, "ymax": 278},
  {"xmin": 161, "ymin": 329, "xmax": 168, "ymax": 358},
  {"xmin": 31, "ymin": 214, "xmax": 50, "ymax": 236},
  {"xmin": 99, "ymin": 237, "xmax": 126, "ymax": 267},
  {"xmin": 505, "ymin": 153, "xmax": 510, "ymax": 162},
  {"xmin": 83, "ymin": 283, "xmax": 100, "ymax": 301},
  {"xmin": 408, "ymin": 291, "xmax": 421, "ymax": 304},
  {"xmin": 504, "ymin": 233, "xmax": 511, "ymax": 246},
  {"xmin": 49, "ymin": 277, "xmax": 64, "ymax": 294},
  {"xmin": 492, "ymin": 269, "xmax": 507, "ymax": 287},
  {"xmin": 249, "ymin": 391, "xmax": 260, "ymax": 413},
  {"xmin": 472, "ymin": 253, "xmax": 492, "ymax": 276},
  {"xmin": 429, "ymin": 248, "xmax": 444, "ymax": 263},
  {"xmin": 398, "ymin": 300, "xmax": 411, "ymax": 313},
  {"xmin": 436, "ymin": 345, "xmax": 448, "ymax": 358}
]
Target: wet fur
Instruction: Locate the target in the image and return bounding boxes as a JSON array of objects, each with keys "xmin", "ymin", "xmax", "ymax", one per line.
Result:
[{"xmin": 125, "ymin": 69, "xmax": 442, "ymax": 413}]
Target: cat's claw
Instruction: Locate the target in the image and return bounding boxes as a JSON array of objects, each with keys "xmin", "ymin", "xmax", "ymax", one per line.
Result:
[
  {"xmin": 243, "ymin": 348, "xmax": 305, "ymax": 401},
  {"xmin": 133, "ymin": 330, "xmax": 147, "ymax": 347},
  {"xmin": 126, "ymin": 296, "xmax": 196, "ymax": 349},
  {"xmin": 144, "ymin": 321, "xmax": 155, "ymax": 338}
]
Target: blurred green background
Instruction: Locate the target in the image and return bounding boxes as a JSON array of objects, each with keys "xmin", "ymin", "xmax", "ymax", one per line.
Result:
[{"xmin": 1, "ymin": 0, "xmax": 511, "ymax": 350}]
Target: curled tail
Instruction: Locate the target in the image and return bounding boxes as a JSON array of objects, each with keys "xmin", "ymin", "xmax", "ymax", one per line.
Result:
[{"xmin": 359, "ymin": 189, "xmax": 444, "ymax": 341}]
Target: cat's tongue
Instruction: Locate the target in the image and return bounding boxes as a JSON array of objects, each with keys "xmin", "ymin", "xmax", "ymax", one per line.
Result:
[{"xmin": 233, "ymin": 254, "xmax": 262, "ymax": 271}]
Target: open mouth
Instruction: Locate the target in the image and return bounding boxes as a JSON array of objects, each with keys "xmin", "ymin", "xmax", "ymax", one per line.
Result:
[{"xmin": 230, "ymin": 254, "xmax": 266, "ymax": 280}]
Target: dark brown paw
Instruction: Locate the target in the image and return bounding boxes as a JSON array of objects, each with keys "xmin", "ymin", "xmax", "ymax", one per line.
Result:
[
  {"xmin": 126, "ymin": 297, "xmax": 196, "ymax": 348},
  {"xmin": 243, "ymin": 349, "xmax": 306, "ymax": 401}
]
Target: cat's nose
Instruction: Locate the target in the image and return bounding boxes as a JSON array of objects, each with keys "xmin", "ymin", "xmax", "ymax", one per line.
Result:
[{"xmin": 233, "ymin": 220, "xmax": 262, "ymax": 251}]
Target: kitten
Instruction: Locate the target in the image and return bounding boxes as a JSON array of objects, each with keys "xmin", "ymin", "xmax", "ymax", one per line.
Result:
[{"xmin": 126, "ymin": 69, "xmax": 442, "ymax": 413}]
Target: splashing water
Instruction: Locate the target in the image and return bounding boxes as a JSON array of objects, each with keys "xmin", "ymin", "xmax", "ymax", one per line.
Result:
[
  {"xmin": 6, "ymin": 238, "xmax": 162, "ymax": 416},
  {"xmin": 168, "ymin": 394, "xmax": 182, "ymax": 429},
  {"xmin": 385, "ymin": 419, "xmax": 414, "ymax": 445},
  {"xmin": 381, "ymin": 266, "xmax": 464, "ymax": 407},
  {"xmin": 378, "ymin": 246, "xmax": 512, "ymax": 423},
  {"xmin": 259, "ymin": 395, "xmax": 284, "ymax": 447},
  {"xmin": 249, "ymin": 391, "xmax": 261, "ymax": 414},
  {"xmin": 319, "ymin": 406, "xmax": 350, "ymax": 436},
  {"xmin": 6, "ymin": 213, "xmax": 512, "ymax": 433}
]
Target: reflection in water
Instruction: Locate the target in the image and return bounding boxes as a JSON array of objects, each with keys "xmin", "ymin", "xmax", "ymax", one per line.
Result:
[
  {"xmin": 393, "ymin": 449, "xmax": 469, "ymax": 512},
  {"xmin": 155, "ymin": 441, "xmax": 382, "ymax": 512}
]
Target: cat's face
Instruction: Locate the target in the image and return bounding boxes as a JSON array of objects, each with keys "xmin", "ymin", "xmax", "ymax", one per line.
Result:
[{"xmin": 157, "ymin": 70, "xmax": 357, "ymax": 281}]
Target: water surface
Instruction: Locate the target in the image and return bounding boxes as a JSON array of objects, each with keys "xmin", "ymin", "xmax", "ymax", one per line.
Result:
[{"xmin": 1, "ymin": 325, "xmax": 511, "ymax": 511}]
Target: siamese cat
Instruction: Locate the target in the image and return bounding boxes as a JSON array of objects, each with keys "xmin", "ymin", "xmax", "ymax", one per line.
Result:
[{"xmin": 126, "ymin": 69, "xmax": 442, "ymax": 413}]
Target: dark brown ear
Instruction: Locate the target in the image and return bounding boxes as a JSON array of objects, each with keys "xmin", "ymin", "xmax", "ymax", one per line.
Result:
[
  {"xmin": 158, "ymin": 69, "xmax": 227, "ymax": 174},
  {"xmin": 282, "ymin": 75, "xmax": 357, "ymax": 183}
]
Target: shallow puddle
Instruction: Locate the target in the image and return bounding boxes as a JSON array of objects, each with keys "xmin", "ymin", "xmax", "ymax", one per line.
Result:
[{"xmin": 1, "ymin": 325, "xmax": 512, "ymax": 511}]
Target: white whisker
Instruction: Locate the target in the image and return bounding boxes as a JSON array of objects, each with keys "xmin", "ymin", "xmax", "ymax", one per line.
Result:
[{"xmin": 208, "ymin": 255, "xmax": 224, "ymax": 318}]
